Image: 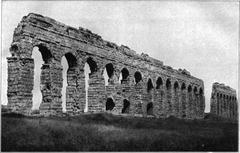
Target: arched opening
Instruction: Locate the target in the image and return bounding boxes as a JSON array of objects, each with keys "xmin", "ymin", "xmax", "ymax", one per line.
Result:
[
  {"xmin": 106, "ymin": 63, "xmax": 114, "ymax": 78},
  {"xmin": 147, "ymin": 102, "xmax": 153, "ymax": 115},
  {"xmin": 166, "ymin": 78, "xmax": 172, "ymax": 114},
  {"xmin": 181, "ymin": 83, "xmax": 186, "ymax": 118},
  {"xmin": 134, "ymin": 71, "xmax": 142, "ymax": 84},
  {"xmin": 122, "ymin": 99, "xmax": 130, "ymax": 114},
  {"xmin": 156, "ymin": 77, "xmax": 163, "ymax": 89},
  {"xmin": 147, "ymin": 78, "xmax": 154, "ymax": 93},
  {"xmin": 85, "ymin": 57, "xmax": 98, "ymax": 112},
  {"xmin": 32, "ymin": 45, "xmax": 53, "ymax": 111},
  {"xmin": 61, "ymin": 53, "xmax": 78, "ymax": 112},
  {"xmin": 188, "ymin": 85, "xmax": 192, "ymax": 93},
  {"xmin": 223, "ymin": 95, "xmax": 226, "ymax": 110},
  {"xmin": 187, "ymin": 85, "xmax": 193, "ymax": 116},
  {"xmin": 193, "ymin": 86, "xmax": 198, "ymax": 117},
  {"xmin": 120, "ymin": 68, "xmax": 129, "ymax": 84},
  {"xmin": 86, "ymin": 57, "xmax": 98, "ymax": 75},
  {"xmin": 174, "ymin": 81, "xmax": 179, "ymax": 91},
  {"xmin": 173, "ymin": 81, "xmax": 179, "ymax": 115},
  {"xmin": 104, "ymin": 63, "xmax": 114, "ymax": 85},
  {"xmin": 166, "ymin": 79, "xmax": 171, "ymax": 90},
  {"xmin": 181, "ymin": 83, "xmax": 186, "ymax": 90},
  {"xmin": 32, "ymin": 46, "xmax": 50, "ymax": 110},
  {"xmin": 106, "ymin": 98, "xmax": 115, "ymax": 111},
  {"xmin": 194, "ymin": 87, "xmax": 197, "ymax": 94}
]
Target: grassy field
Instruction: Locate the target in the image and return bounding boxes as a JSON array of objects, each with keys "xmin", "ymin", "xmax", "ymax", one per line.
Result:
[{"xmin": 1, "ymin": 112, "xmax": 238, "ymax": 151}]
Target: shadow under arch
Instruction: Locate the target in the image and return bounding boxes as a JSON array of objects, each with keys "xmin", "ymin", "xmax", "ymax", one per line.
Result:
[
  {"xmin": 134, "ymin": 71, "xmax": 142, "ymax": 84},
  {"xmin": 120, "ymin": 67, "xmax": 129, "ymax": 84},
  {"xmin": 106, "ymin": 97, "xmax": 115, "ymax": 111}
]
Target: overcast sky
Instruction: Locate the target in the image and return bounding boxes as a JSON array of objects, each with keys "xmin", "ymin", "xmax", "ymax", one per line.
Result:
[{"xmin": 1, "ymin": 1, "xmax": 239, "ymax": 112}]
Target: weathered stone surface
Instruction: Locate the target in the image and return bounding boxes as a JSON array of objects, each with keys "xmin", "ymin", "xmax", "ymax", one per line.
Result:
[
  {"xmin": 210, "ymin": 82, "xmax": 238, "ymax": 121},
  {"xmin": 7, "ymin": 13, "xmax": 205, "ymax": 119}
]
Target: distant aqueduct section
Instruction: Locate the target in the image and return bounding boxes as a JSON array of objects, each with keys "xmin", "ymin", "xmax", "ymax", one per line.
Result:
[
  {"xmin": 7, "ymin": 13, "xmax": 205, "ymax": 119},
  {"xmin": 210, "ymin": 82, "xmax": 238, "ymax": 121}
]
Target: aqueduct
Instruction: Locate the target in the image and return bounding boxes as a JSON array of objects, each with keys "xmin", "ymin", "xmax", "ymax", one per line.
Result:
[
  {"xmin": 7, "ymin": 13, "xmax": 205, "ymax": 119},
  {"xmin": 210, "ymin": 82, "xmax": 238, "ymax": 121}
]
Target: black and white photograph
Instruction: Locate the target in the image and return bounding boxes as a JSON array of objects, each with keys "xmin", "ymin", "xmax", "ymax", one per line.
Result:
[{"xmin": 1, "ymin": 0, "xmax": 239, "ymax": 152}]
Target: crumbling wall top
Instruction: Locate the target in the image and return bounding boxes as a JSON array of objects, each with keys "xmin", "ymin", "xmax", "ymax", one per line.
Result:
[{"xmin": 212, "ymin": 82, "xmax": 236, "ymax": 95}]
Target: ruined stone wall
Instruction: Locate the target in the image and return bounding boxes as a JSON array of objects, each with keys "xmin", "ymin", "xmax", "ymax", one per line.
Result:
[
  {"xmin": 7, "ymin": 13, "xmax": 205, "ymax": 119},
  {"xmin": 210, "ymin": 82, "xmax": 238, "ymax": 121}
]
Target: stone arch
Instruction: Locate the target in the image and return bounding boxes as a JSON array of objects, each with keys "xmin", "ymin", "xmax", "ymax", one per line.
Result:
[
  {"xmin": 219, "ymin": 93, "xmax": 223, "ymax": 115},
  {"xmin": 174, "ymin": 81, "xmax": 179, "ymax": 90},
  {"xmin": 181, "ymin": 82, "xmax": 187, "ymax": 118},
  {"xmin": 223, "ymin": 94, "xmax": 226, "ymax": 114},
  {"xmin": 188, "ymin": 85, "xmax": 192, "ymax": 93},
  {"xmin": 147, "ymin": 78, "xmax": 154, "ymax": 93},
  {"xmin": 181, "ymin": 82, "xmax": 186, "ymax": 90},
  {"xmin": 155, "ymin": 76, "xmax": 164, "ymax": 117},
  {"xmin": 86, "ymin": 57, "xmax": 98, "ymax": 75},
  {"xmin": 32, "ymin": 45, "xmax": 54, "ymax": 113},
  {"xmin": 61, "ymin": 52, "xmax": 79, "ymax": 113},
  {"xmin": 122, "ymin": 99, "xmax": 130, "ymax": 114},
  {"xmin": 156, "ymin": 77, "xmax": 163, "ymax": 89},
  {"xmin": 104, "ymin": 63, "xmax": 115, "ymax": 85},
  {"xmin": 187, "ymin": 85, "xmax": 193, "ymax": 118},
  {"xmin": 106, "ymin": 63, "xmax": 114, "ymax": 78},
  {"xmin": 64, "ymin": 53, "xmax": 78, "ymax": 67},
  {"xmin": 134, "ymin": 71, "xmax": 142, "ymax": 84},
  {"xmin": 193, "ymin": 86, "xmax": 198, "ymax": 118},
  {"xmin": 193, "ymin": 86, "xmax": 198, "ymax": 94},
  {"xmin": 173, "ymin": 81, "xmax": 179, "ymax": 116},
  {"xmin": 120, "ymin": 67, "xmax": 129, "ymax": 84},
  {"xmin": 106, "ymin": 97, "xmax": 115, "ymax": 111},
  {"xmin": 83, "ymin": 56, "xmax": 98, "ymax": 112},
  {"xmin": 165, "ymin": 78, "xmax": 172, "ymax": 115},
  {"xmin": 147, "ymin": 102, "xmax": 153, "ymax": 115},
  {"xmin": 166, "ymin": 78, "xmax": 171, "ymax": 90},
  {"xmin": 34, "ymin": 44, "xmax": 53, "ymax": 64}
]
